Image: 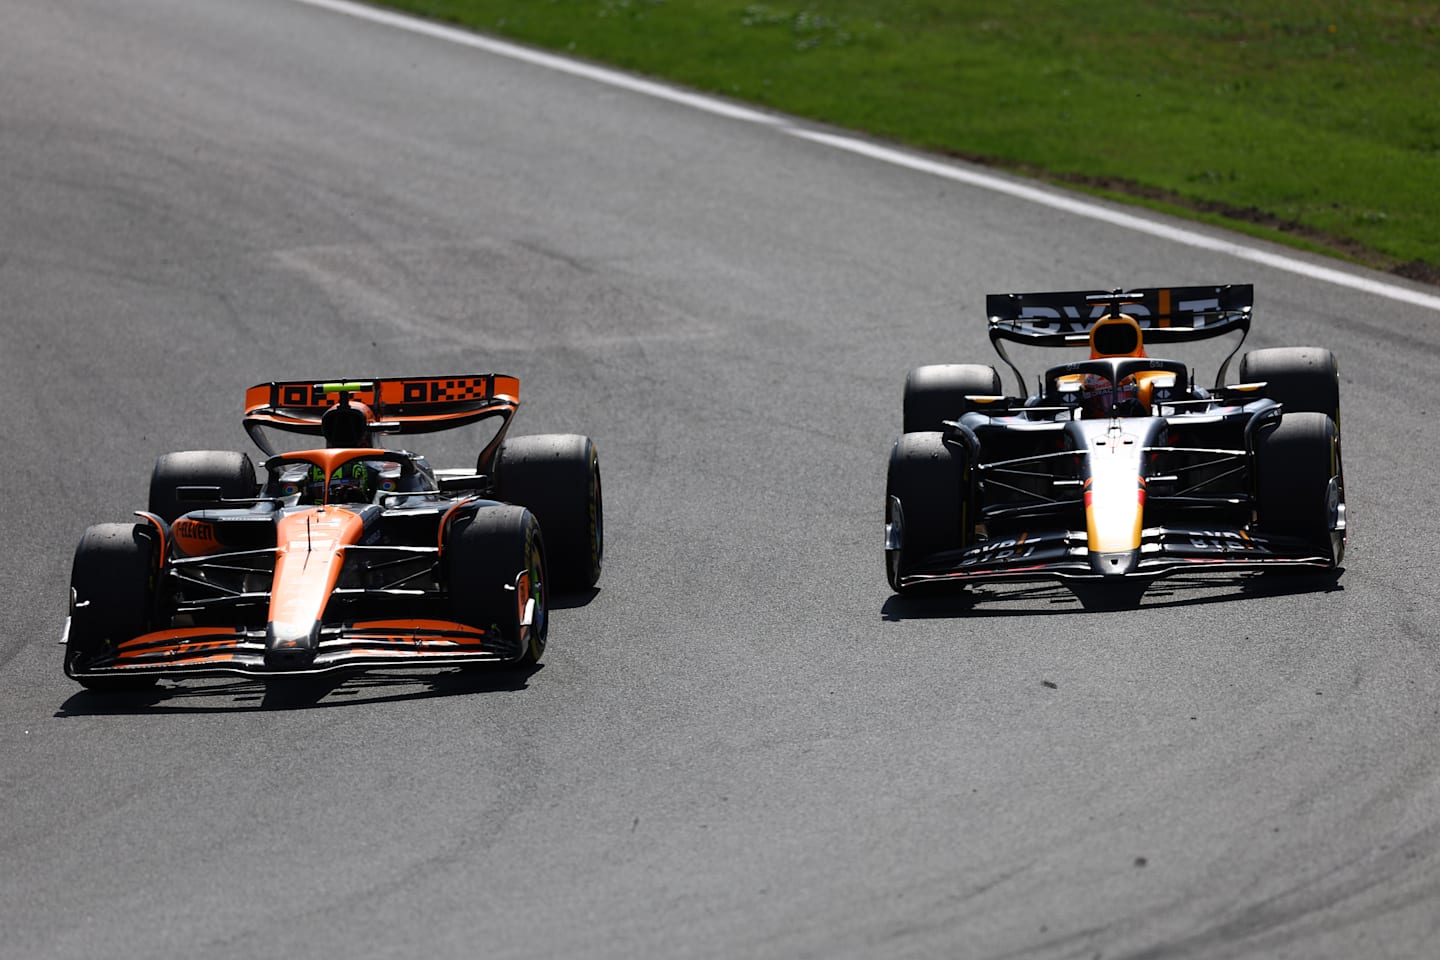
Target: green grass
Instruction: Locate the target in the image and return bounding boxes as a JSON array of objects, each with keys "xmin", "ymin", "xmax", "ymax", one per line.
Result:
[{"xmin": 375, "ymin": 0, "xmax": 1440, "ymax": 279}]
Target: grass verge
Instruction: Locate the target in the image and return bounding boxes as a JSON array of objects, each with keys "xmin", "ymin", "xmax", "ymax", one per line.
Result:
[{"xmin": 373, "ymin": 0, "xmax": 1440, "ymax": 283}]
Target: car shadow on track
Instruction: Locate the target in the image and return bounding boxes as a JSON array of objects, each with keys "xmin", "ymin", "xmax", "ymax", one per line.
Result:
[
  {"xmin": 54, "ymin": 664, "xmax": 541, "ymax": 716},
  {"xmin": 881, "ymin": 569, "xmax": 1344, "ymax": 621}
]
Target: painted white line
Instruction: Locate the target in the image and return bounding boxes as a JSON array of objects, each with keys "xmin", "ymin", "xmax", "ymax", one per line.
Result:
[
  {"xmin": 292, "ymin": 0, "xmax": 1440, "ymax": 312},
  {"xmin": 793, "ymin": 131, "xmax": 1440, "ymax": 311},
  {"xmin": 292, "ymin": 0, "xmax": 783, "ymax": 124}
]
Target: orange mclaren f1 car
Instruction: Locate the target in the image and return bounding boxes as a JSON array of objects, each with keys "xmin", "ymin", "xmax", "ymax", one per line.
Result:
[
  {"xmin": 65, "ymin": 375, "xmax": 601, "ymax": 689},
  {"xmin": 886, "ymin": 284, "xmax": 1345, "ymax": 598}
]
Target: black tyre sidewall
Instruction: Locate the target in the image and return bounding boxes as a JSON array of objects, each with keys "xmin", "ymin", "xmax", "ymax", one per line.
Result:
[
  {"xmin": 886, "ymin": 432, "xmax": 969, "ymax": 590},
  {"xmin": 495, "ymin": 434, "xmax": 601, "ymax": 592},
  {"xmin": 903, "ymin": 364, "xmax": 1002, "ymax": 434},
  {"xmin": 1254, "ymin": 412, "xmax": 1339, "ymax": 553},
  {"xmin": 448, "ymin": 505, "xmax": 548, "ymax": 663},
  {"xmin": 1239, "ymin": 347, "xmax": 1341, "ymax": 428},
  {"xmin": 149, "ymin": 450, "xmax": 257, "ymax": 522},
  {"xmin": 67, "ymin": 523, "xmax": 158, "ymax": 688}
]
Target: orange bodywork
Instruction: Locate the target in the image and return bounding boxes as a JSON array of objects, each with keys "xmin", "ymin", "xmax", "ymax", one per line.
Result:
[
  {"xmin": 172, "ymin": 517, "xmax": 222, "ymax": 557},
  {"xmin": 285, "ymin": 448, "xmax": 390, "ymax": 489},
  {"xmin": 115, "ymin": 626, "xmax": 239, "ymax": 660},
  {"xmin": 94, "ymin": 452, "xmax": 511, "ymax": 673},
  {"xmin": 243, "ymin": 376, "xmax": 520, "ymax": 430},
  {"xmin": 67, "ymin": 374, "xmax": 551, "ymax": 681},
  {"xmin": 268, "ymin": 506, "xmax": 365, "ymax": 640},
  {"xmin": 1083, "ymin": 473, "xmax": 1147, "ymax": 554}
]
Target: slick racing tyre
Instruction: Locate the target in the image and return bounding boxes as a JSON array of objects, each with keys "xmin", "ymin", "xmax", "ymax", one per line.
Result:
[
  {"xmin": 1254, "ymin": 412, "xmax": 1343, "ymax": 565},
  {"xmin": 1239, "ymin": 347, "xmax": 1341, "ymax": 430},
  {"xmin": 66, "ymin": 523, "xmax": 159, "ymax": 691},
  {"xmin": 148, "ymin": 450, "xmax": 258, "ymax": 523},
  {"xmin": 902, "ymin": 364, "xmax": 1003, "ymax": 434},
  {"xmin": 449, "ymin": 505, "xmax": 549, "ymax": 665},
  {"xmin": 885, "ymin": 431, "xmax": 972, "ymax": 593},
  {"xmin": 495, "ymin": 434, "xmax": 602, "ymax": 592}
]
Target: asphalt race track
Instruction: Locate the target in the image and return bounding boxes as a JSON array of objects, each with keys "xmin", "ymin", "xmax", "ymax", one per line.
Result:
[{"xmin": 3, "ymin": 2, "xmax": 1439, "ymax": 957}]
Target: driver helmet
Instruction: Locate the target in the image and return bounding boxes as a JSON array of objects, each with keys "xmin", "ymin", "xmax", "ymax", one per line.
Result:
[
  {"xmin": 1078, "ymin": 374, "xmax": 1142, "ymax": 418},
  {"xmin": 321, "ymin": 400, "xmax": 375, "ymax": 449},
  {"xmin": 1078, "ymin": 373, "xmax": 1114, "ymax": 418},
  {"xmin": 305, "ymin": 461, "xmax": 378, "ymax": 504}
]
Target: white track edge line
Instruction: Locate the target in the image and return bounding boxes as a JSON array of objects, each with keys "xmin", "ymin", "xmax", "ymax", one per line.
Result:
[
  {"xmin": 292, "ymin": 0, "xmax": 1440, "ymax": 312},
  {"xmin": 793, "ymin": 131, "xmax": 1440, "ymax": 310},
  {"xmin": 292, "ymin": 0, "xmax": 783, "ymax": 124}
]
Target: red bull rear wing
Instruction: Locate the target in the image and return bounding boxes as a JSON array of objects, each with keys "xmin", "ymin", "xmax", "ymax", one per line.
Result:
[
  {"xmin": 986, "ymin": 284, "xmax": 1253, "ymax": 346},
  {"xmin": 984, "ymin": 285, "xmax": 1253, "ymax": 393}
]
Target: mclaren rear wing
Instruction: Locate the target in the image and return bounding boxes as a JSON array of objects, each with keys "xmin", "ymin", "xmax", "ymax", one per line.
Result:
[{"xmin": 243, "ymin": 375, "xmax": 520, "ymax": 466}]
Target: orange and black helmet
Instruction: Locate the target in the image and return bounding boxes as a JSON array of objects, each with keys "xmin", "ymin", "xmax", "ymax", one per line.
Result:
[{"xmin": 321, "ymin": 400, "xmax": 374, "ymax": 448}]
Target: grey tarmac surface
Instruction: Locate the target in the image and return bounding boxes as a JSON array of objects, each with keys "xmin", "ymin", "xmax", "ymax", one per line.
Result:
[{"xmin": 2, "ymin": 1, "xmax": 1439, "ymax": 957}]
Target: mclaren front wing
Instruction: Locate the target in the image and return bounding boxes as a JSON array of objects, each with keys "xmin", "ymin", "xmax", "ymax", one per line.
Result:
[{"xmin": 62, "ymin": 618, "xmax": 530, "ymax": 682}]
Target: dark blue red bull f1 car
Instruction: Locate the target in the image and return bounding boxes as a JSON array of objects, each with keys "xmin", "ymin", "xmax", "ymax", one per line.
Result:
[{"xmin": 886, "ymin": 284, "xmax": 1345, "ymax": 598}]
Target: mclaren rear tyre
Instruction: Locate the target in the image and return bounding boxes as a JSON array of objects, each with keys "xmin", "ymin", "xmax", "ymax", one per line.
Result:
[
  {"xmin": 1239, "ymin": 347, "xmax": 1341, "ymax": 429},
  {"xmin": 902, "ymin": 364, "xmax": 1003, "ymax": 434},
  {"xmin": 66, "ymin": 523, "xmax": 159, "ymax": 691},
  {"xmin": 148, "ymin": 450, "xmax": 258, "ymax": 523},
  {"xmin": 496, "ymin": 434, "xmax": 602, "ymax": 592},
  {"xmin": 1254, "ymin": 411, "xmax": 1343, "ymax": 566},
  {"xmin": 885, "ymin": 431, "xmax": 971, "ymax": 593},
  {"xmin": 449, "ymin": 505, "xmax": 549, "ymax": 665}
]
